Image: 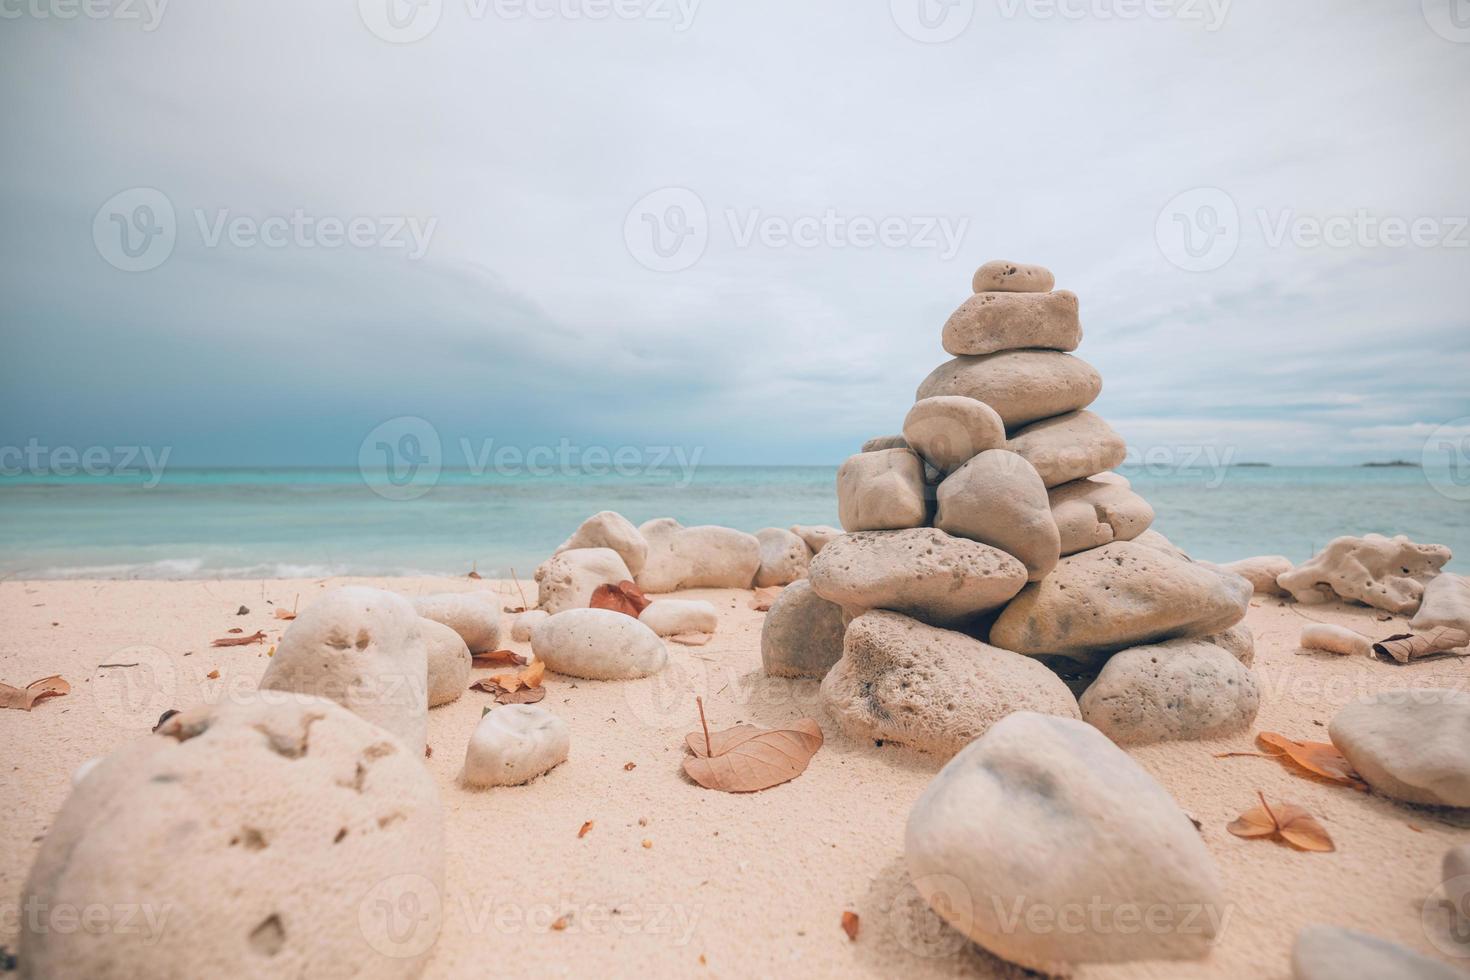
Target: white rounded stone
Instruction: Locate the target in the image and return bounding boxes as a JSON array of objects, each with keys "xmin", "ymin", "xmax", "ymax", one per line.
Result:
[
  {"xmin": 639, "ymin": 599, "xmax": 718, "ymax": 637},
  {"xmin": 760, "ymin": 580, "xmax": 846, "ymax": 679},
  {"xmin": 461, "ymin": 704, "xmax": 570, "ymax": 788},
  {"xmin": 972, "ymin": 259, "xmax": 1055, "ymax": 293},
  {"xmin": 530, "ymin": 608, "xmax": 668, "ymax": 680},
  {"xmin": 555, "ymin": 510, "xmax": 648, "ymax": 575},
  {"xmin": 411, "ymin": 592, "xmax": 502, "ymax": 653},
  {"xmin": 902, "ymin": 395, "xmax": 1006, "ymax": 473},
  {"xmin": 1080, "ymin": 638, "xmax": 1260, "ymax": 745},
  {"xmin": 422, "ymin": 617, "xmax": 471, "ymax": 708},
  {"xmin": 1291, "ymin": 924, "xmax": 1461, "ymax": 980},
  {"xmin": 533, "ymin": 547, "xmax": 633, "ymax": 616},
  {"xmin": 835, "ymin": 448, "xmax": 927, "ymax": 532},
  {"xmin": 261, "ymin": 587, "xmax": 428, "ymax": 752},
  {"xmin": 935, "ymin": 449, "xmax": 1060, "ymax": 581},
  {"xmin": 634, "ymin": 519, "xmax": 761, "ymax": 592},
  {"xmin": 510, "ymin": 609, "xmax": 549, "ymax": 643},
  {"xmin": 753, "ymin": 527, "xmax": 812, "ymax": 587},
  {"xmin": 1329, "ymin": 688, "xmax": 1470, "ymax": 807},
  {"xmin": 1277, "ymin": 533, "xmax": 1451, "ymax": 613}
]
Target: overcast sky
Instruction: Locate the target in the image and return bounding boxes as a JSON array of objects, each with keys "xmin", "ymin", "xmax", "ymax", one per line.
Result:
[{"xmin": 1, "ymin": 0, "xmax": 1467, "ymax": 467}]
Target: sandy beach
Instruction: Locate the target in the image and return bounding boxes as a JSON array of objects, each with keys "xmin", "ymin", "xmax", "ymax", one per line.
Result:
[{"xmin": 3, "ymin": 575, "xmax": 1465, "ymax": 978}]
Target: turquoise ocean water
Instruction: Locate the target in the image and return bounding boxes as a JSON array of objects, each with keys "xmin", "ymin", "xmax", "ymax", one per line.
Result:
[{"xmin": 0, "ymin": 466, "xmax": 1464, "ymax": 579}]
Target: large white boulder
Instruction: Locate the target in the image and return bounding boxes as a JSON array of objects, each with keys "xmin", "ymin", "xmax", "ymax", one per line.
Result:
[
  {"xmin": 634, "ymin": 519, "xmax": 761, "ymax": 592},
  {"xmin": 760, "ymin": 580, "xmax": 847, "ymax": 679},
  {"xmin": 1080, "ymin": 638, "xmax": 1260, "ymax": 745},
  {"xmin": 554, "ymin": 510, "xmax": 648, "ymax": 575},
  {"xmin": 941, "ymin": 289, "xmax": 1081, "ymax": 356},
  {"xmin": 531, "ymin": 608, "xmax": 667, "ymax": 680},
  {"xmin": 533, "ymin": 547, "xmax": 633, "ymax": 615},
  {"xmin": 1048, "ymin": 476, "xmax": 1155, "ymax": 556},
  {"xmin": 916, "ymin": 351, "xmax": 1102, "ymax": 429},
  {"xmin": 1328, "ymin": 688, "xmax": 1470, "ymax": 807},
  {"xmin": 639, "ymin": 599, "xmax": 718, "ymax": 637},
  {"xmin": 822, "ymin": 611, "xmax": 1080, "ymax": 756},
  {"xmin": 904, "ymin": 712, "xmax": 1223, "ymax": 973},
  {"xmin": 935, "ymin": 449, "xmax": 1060, "ymax": 581},
  {"xmin": 835, "ymin": 448, "xmax": 928, "ymax": 532},
  {"xmin": 1277, "ymin": 533, "xmax": 1451, "ymax": 613},
  {"xmin": 412, "ymin": 592, "xmax": 502, "ymax": 653},
  {"xmin": 19, "ymin": 692, "xmax": 444, "ymax": 978},
  {"xmin": 260, "ymin": 587, "xmax": 428, "ymax": 751},
  {"xmin": 753, "ymin": 527, "xmax": 812, "ymax": 587},
  {"xmin": 808, "ymin": 528, "xmax": 1027, "ymax": 629},
  {"xmin": 1411, "ymin": 572, "xmax": 1470, "ymax": 634},
  {"xmin": 1005, "ymin": 409, "xmax": 1127, "ymax": 488},
  {"xmin": 901, "ymin": 395, "xmax": 1006, "ymax": 473}
]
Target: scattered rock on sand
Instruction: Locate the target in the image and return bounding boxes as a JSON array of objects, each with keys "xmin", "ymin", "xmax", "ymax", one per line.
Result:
[
  {"xmin": 635, "ymin": 519, "xmax": 761, "ymax": 592},
  {"xmin": 1221, "ymin": 555, "xmax": 1293, "ymax": 596},
  {"xmin": 761, "ymin": 580, "xmax": 847, "ymax": 679},
  {"xmin": 461, "ymin": 704, "xmax": 570, "ymax": 787},
  {"xmin": 904, "ymin": 711, "xmax": 1223, "ymax": 973},
  {"xmin": 510, "ymin": 609, "xmax": 549, "ymax": 643},
  {"xmin": 991, "ymin": 541, "xmax": 1250, "ymax": 663},
  {"xmin": 861, "ymin": 434, "xmax": 908, "ymax": 452},
  {"xmin": 1277, "ymin": 533, "xmax": 1451, "ymax": 613},
  {"xmin": 1411, "ymin": 572, "xmax": 1470, "ymax": 634},
  {"xmin": 531, "ymin": 608, "xmax": 667, "ymax": 680},
  {"xmin": 971, "ymin": 259, "xmax": 1055, "ymax": 293},
  {"xmin": 790, "ymin": 524, "xmax": 842, "ymax": 554},
  {"xmin": 555, "ymin": 510, "xmax": 648, "ymax": 575},
  {"xmin": 261, "ymin": 587, "xmax": 428, "ymax": 751},
  {"xmin": 1049, "ymin": 476, "xmax": 1155, "ymax": 555},
  {"xmin": 1006, "ymin": 409, "xmax": 1128, "ymax": 488},
  {"xmin": 422, "ymin": 617, "xmax": 471, "ymax": 708},
  {"xmin": 1080, "ymin": 639, "xmax": 1260, "ymax": 745},
  {"xmin": 412, "ymin": 592, "xmax": 502, "ymax": 653},
  {"xmin": 942, "ymin": 289, "xmax": 1081, "ymax": 356},
  {"xmin": 639, "ymin": 599, "xmax": 718, "ymax": 637},
  {"xmin": 1207, "ymin": 622, "xmax": 1256, "ymax": 665},
  {"xmin": 20, "ymin": 692, "xmax": 443, "ymax": 978},
  {"xmin": 1328, "ymin": 688, "xmax": 1470, "ymax": 807},
  {"xmin": 533, "ymin": 547, "xmax": 633, "ymax": 616},
  {"xmin": 822, "ymin": 611, "xmax": 1080, "ymax": 757},
  {"xmin": 808, "ymin": 528, "xmax": 1028, "ymax": 628},
  {"xmin": 754, "ymin": 527, "xmax": 813, "ymax": 587},
  {"xmin": 1291, "ymin": 924, "xmax": 1462, "ymax": 980},
  {"xmin": 934, "ymin": 449, "xmax": 1060, "ymax": 581},
  {"xmin": 836, "ymin": 448, "xmax": 928, "ymax": 532},
  {"xmin": 901, "ymin": 395, "xmax": 1006, "ymax": 473},
  {"xmin": 1300, "ymin": 623, "xmax": 1371, "ymax": 657},
  {"xmin": 916, "ymin": 350, "xmax": 1103, "ymax": 429}
]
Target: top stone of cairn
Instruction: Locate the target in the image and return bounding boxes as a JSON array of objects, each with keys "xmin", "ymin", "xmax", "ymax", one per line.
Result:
[{"xmin": 972, "ymin": 259, "xmax": 1054, "ymax": 293}]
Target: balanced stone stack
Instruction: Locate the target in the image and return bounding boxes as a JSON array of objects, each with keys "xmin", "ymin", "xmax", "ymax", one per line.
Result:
[{"xmin": 765, "ymin": 260, "xmax": 1256, "ymax": 752}]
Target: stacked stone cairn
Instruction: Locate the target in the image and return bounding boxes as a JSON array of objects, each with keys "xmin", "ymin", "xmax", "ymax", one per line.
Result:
[{"xmin": 762, "ymin": 259, "xmax": 1258, "ymax": 755}]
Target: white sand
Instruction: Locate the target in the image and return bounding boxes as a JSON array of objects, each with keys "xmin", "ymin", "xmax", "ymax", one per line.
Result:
[{"xmin": 2, "ymin": 577, "xmax": 1467, "ymax": 977}]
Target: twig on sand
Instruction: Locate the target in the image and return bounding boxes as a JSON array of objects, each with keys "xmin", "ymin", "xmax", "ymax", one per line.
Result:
[{"xmin": 696, "ymin": 696, "xmax": 712, "ymax": 756}]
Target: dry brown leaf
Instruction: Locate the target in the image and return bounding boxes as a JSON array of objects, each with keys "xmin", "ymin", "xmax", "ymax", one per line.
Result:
[
  {"xmin": 1372, "ymin": 627, "xmax": 1469, "ymax": 664},
  {"xmin": 473, "ymin": 649, "xmax": 529, "ymax": 668},
  {"xmin": 0, "ymin": 675, "xmax": 70, "ymax": 712},
  {"xmin": 211, "ymin": 630, "xmax": 267, "ymax": 647},
  {"xmin": 1255, "ymin": 732, "xmax": 1366, "ymax": 789},
  {"xmin": 841, "ymin": 911, "xmax": 860, "ymax": 942},
  {"xmin": 578, "ymin": 820, "xmax": 594, "ymax": 838},
  {"xmin": 670, "ymin": 632, "xmax": 713, "ymax": 647},
  {"xmin": 590, "ymin": 581, "xmax": 652, "ymax": 618},
  {"xmin": 550, "ymin": 916, "xmax": 568, "ymax": 931},
  {"xmin": 1227, "ymin": 791, "xmax": 1335, "ymax": 852},
  {"xmin": 206, "ymin": 669, "xmax": 220, "ymax": 680},
  {"xmin": 472, "ymin": 660, "xmax": 546, "ymax": 704},
  {"xmin": 273, "ymin": 608, "xmax": 296, "ymax": 621},
  {"xmin": 682, "ymin": 698, "xmax": 823, "ymax": 793},
  {"xmin": 748, "ymin": 586, "xmax": 783, "ymax": 611},
  {"xmin": 623, "ymin": 762, "xmax": 636, "ymax": 771}
]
